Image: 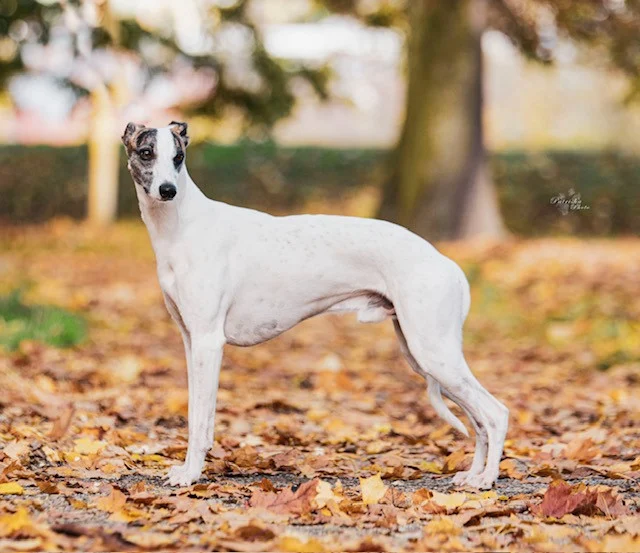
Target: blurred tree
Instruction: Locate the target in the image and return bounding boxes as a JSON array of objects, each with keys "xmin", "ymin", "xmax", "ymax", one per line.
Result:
[
  {"xmin": 0, "ymin": 0, "xmax": 328, "ymax": 224},
  {"xmin": 317, "ymin": 0, "xmax": 640, "ymax": 240}
]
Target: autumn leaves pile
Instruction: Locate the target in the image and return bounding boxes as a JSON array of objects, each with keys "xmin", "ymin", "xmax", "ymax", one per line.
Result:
[{"xmin": 0, "ymin": 223, "xmax": 638, "ymax": 551}]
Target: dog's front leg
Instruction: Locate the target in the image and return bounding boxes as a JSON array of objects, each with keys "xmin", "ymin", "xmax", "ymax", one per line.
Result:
[{"xmin": 166, "ymin": 328, "xmax": 225, "ymax": 487}]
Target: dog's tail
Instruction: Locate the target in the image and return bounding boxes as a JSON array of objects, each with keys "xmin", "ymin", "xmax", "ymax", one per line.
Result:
[{"xmin": 427, "ymin": 376, "xmax": 469, "ymax": 437}]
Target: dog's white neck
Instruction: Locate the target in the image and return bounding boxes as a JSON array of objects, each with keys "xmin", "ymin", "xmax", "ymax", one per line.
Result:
[{"xmin": 137, "ymin": 167, "xmax": 207, "ymax": 250}]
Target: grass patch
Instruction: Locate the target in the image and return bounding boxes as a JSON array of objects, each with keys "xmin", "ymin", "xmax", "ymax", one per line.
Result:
[{"xmin": 0, "ymin": 291, "xmax": 87, "ymax": 350}]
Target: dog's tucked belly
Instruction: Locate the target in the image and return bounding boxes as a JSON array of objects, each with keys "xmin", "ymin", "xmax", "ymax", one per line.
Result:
[{"xmin": 223, "ymin": 292, "xmax": 393, "ymax": 347}]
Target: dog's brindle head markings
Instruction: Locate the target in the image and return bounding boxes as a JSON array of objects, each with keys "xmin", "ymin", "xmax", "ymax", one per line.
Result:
[{"xmin": 121, "ymin": 121, "xmax": 189, "ymax": 202}]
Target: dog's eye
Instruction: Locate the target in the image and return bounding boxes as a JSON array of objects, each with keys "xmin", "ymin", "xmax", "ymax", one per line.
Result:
[
  {"xmin": 139, "ymin": 148, "xmax": 153, "ymax": 160},
  {"xmin": 174, "ymin": 152, "xmax": 184, "ymax": 166}
]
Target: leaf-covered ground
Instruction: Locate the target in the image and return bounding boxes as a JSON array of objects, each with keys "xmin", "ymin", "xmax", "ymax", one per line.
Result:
[{"xmin": 0, "ymin": 221, "xmax": 639, "ymax": 552}]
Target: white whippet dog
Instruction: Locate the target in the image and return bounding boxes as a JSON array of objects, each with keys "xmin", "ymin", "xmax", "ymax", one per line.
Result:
[{"xmin": 121, "ymin": 121, "xmax": 509, "ymax": 489}]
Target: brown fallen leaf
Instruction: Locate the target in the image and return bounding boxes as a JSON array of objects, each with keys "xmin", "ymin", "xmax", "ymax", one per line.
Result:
[
  {"xmin": 532, "ymin": 480, "xmax": 630, "ymax": 518},
  {"xmin": 35, "ymin": 480, "xmax": 59, "ymax": 494},
  {"xmin": 564, "ymin": 436, "xmax": 599, "ymax": 462},
  {"xmin": 594, "ymin": 487, "xmax": 631, "ymax": 517},
  {"xmin": 234, "ymin": 523, "xmax": 277, "ymax": 542},
  {"xmin": 94, "ymin": 486, "xmax": 127, "ymax": 513},
  {"xmin": 1, "ymin": 441, "xmax": 30, "ymax": 462},
  {"xmin": 48, "ymin": 404, "xmax": 75, "ymax": 440},
  {"xmin": 249, "ymin": 479, "xmax": 319, "ymax": 515}
]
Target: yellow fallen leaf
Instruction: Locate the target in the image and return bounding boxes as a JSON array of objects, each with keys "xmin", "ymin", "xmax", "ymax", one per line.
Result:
[
  {"xmin": 443, "ymin": 449, "xmax": 469, "ymax": 473},
  {"xmin": 278, "ymin": 536, "xmax": 325, "ymax": 553},
  {"xmin": 359, "ymin": 473, "xmax": 388, "ymax": 505},
  {"xmin": 431, "ymin": 491, "xmax": 467, "ymax": 510},
  {"xmin": 73, "ymin": 437, "xmax": 107, "ymax": 455},
  {"xmin": 419, "ymin": 460, "xmax": 442, "ymax": 474},
  {"xmin": 426, "ymin": 516, "xmax": 461, "ymax": 535},
  {"xmin": 0, "ymin": 483, "xmax": 24, "ymax": 495},
  {"xmin": 0, "ymin": 508, "xmax": 32, "ymax": 537},
  {"xmin": 123, "ymin": 532, "xmax": 176, "ymax": 549},
  {"xmin": 109, "ymin": 506, "xmax": 147, "ymax": 523}
]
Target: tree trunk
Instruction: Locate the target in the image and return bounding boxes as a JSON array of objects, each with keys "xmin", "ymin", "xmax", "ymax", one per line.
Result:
[
  {"xmin": 86, "ymin": 2, "xmax": 124, "ymax": 226},
  {"xmin": 378, "ymin": 0, "xmax": 505, "ymax": 241},
  {"xmin": 87, "ymin": 86, "xmax": 119, "ymax": 225}
]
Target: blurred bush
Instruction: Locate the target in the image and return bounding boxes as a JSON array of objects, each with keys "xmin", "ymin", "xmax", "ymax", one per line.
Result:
[
  {"xmin": 0, "ymin": 290, "xmax": 87, "ymax": 350},
  {"xmin": 0, "ymin": 144, "xmax": 638, "ymax": 236},
  {"xmin": 493, "ymin": 151, "xmax": 640, "ymax": 236}
]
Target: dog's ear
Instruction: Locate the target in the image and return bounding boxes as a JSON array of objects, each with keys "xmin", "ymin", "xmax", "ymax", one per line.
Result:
[
  {"xmin": 169, "ymin": 121, "xmax": 190, "ymax": 148},
  {"xmin": 122, "ymin": 122, "xmax": 144, "ymax": 153}
]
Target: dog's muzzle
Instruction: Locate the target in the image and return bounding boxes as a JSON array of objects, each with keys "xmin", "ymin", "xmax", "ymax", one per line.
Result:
[{"xmin": 159, "ymin": 183, "xmax": 177, "ymax": 201}]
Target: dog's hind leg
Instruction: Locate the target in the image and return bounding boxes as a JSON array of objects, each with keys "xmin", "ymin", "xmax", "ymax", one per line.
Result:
[
  {"xmin": 393, "ymin": 319, "xmax": 468, "ymax": 436},
  {"xmin": 393, "ymin": 319, "xmax": 488, "ymax": 480},
  {"xmin": 441, "ymin": 382, "xmax": 488, "ymax": 484},
  {"xmin": 413, "ymin": 342, "xmax": 507, "ymax": 489},
  {"xmin": 393, "ymin": 273, "xmax": 508, "ymax": 489}
]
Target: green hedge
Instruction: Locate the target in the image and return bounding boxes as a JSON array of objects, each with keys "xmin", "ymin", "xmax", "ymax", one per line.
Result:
[
  {"xmin": 493, "ymin": 151, "xmax": 640, "ymax": 236},
  {"xmin": 0, "ymin": 144, "xmax": 637, "ymax": 236}
]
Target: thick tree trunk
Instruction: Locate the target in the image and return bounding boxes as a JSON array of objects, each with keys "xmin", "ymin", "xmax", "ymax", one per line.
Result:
[
  {"xmin": 378, "ymin": 0, "xmax": 505, "ymax": 241},
  {"xmin": 87, "ymin": 87, "xmax": 119, "ymax": 225}
]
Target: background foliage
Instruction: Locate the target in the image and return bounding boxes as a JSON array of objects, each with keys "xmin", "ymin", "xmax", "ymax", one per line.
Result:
[{"xmin": 1, "ymin": 145, "xmax": 638, "ymax": 236}]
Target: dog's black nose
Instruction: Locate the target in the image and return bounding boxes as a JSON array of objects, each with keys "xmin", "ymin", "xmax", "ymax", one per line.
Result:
[{"xmin": 159, "ymin": 183, "xmax": 177, "ymax": 200}]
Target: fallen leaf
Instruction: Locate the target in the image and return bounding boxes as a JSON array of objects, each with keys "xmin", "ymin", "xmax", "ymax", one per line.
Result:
[
  {"xmin": 500, "ymin": 458, "xmax": 527, "ymax": 480},
  {"xmin": 443, "ymin": 449, "xmax": 470, "ymax": 473},
  {"xmin": 314, "ymin": 479, "xmax": 341, "ymax": 509},
  {"xmin": 48, "ymin": 404, "xmax": 75, "ymax": 440},
  {"xmin": 430, "ymin": 491, "xmax": 467, "ymax": 510},
  {"xmin": 533, "ymin": 480, "xmax": 630, "ymax": 518},
  {"xmin": 278, "ymin": 535, "xmax": 325, "ymax": 552},
  {"xmin": 73, "ymin": 437, "xmax": 107, "ymax": 455},
  {"xmin": 594, "ymin": 487, "xmax": 631, "ymax": 517},
  {"xmin": 0, "ymin": 508, "xmax": 35, "ymax": 538},
  {"xmin": 533, "ymin": 480, "xmax": 590, "ymax": 518},
  {"xmin": 359, "ymin": 474, "xmax": 387, "ymax": 505},
  {"xmin": 234, "ymin": 523, "xmax": 276, "ymax": 542},
  {"xmin": 565, "ymin": 436, "xmax": 599, "ymax": 462},
  {"xmin": 94, "ymin": 487, "xmax": 127, "ymax": 513},
  {"xmin": 0, "ymin": 482, "xmax": 24, "ymax": 495},
  {"xmin": 249, "ymin": 479, "xmax": 319, "ymax": 515},
  {"xmin": 2, "ymin": 441, "xmax": 30, "ymax": 461},
  {"xmin": 425, "ymin": 516, "xmax": 461, "ymax": 535}
]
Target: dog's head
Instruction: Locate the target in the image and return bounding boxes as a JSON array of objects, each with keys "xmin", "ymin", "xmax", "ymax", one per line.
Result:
[{"xmin": 121, "ymin": 121, "xmax": 190, "ymax": 202}]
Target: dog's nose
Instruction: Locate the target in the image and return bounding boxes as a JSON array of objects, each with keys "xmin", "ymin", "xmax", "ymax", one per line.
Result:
[{"xmin": 159, "ymin": 183, "xmax": 177, "ymax": 200}]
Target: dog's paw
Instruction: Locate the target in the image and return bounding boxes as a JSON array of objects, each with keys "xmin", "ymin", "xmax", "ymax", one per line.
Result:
[
  {"xmin": 165, "ymin": 463, "xmax": 201, "ymax": 487},
  {"xmin": 459, "ymin": 472, "xmax": 496, "ymax": 490},
  {"xmin": 451, "ymin": 470, "xmax": 473, "ymax": 487}
]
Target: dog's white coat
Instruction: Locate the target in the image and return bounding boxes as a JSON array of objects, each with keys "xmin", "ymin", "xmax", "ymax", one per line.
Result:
[{"xmin": 133, "ymin": 126, "xmax": 509, "ymax": 489}]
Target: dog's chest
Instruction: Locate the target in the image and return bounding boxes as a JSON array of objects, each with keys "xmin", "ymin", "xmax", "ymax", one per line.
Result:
[{"xmin": 157, "ymin": 257, "xmax": 180, "ymax": 300}]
